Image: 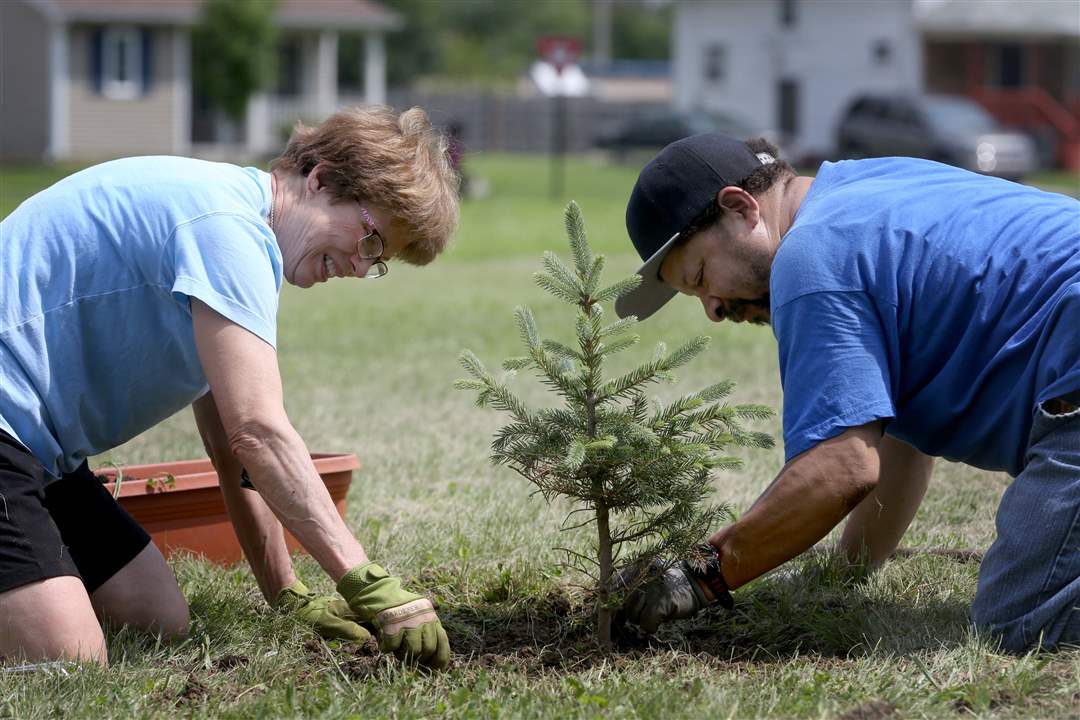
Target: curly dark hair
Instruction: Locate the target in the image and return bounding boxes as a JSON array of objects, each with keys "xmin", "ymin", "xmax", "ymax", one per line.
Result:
[{"xmin": 677, "ymin": 137, "xmax": 794, "ymax": 241}]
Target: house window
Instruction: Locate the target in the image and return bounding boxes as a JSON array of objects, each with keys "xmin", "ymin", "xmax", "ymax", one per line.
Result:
[
  {"xmin": 989, "ymin": 43, "xmax": 1025, "ymax": 87},
  {"xmin": 780, "ymin": 0, "xmax": 797, "ymax": 28},
  {"xmin": 704, "ymin": 44, "xmax": 725, "ymax": 83},
  {"xmin": 102, "ymin": 27, "xmax": 142, "ymax": 100},
  {"xmin": 778, "ymin": 78, "xmax": 799, "ymax": 136},
  {"xmin": 338, "ymin": 32, "xmax": 366, "ymax": 94},
  {"xmin": 276, "ymin": 36, "xmax": 303, "ymax": 97},
  {"xmin": 873, "ymin": 39, "xmax": 892, "ymax": 66}
]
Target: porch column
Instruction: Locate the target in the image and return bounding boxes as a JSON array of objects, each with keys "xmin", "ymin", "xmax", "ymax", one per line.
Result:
[
  {"xmin": 315, "ymin": 30, "xmax": 338, "ymax": 117},
  {"xmin": 173, "ymin": 28, "xmax": 192, "ymax": 155},
  {"xmin": 364, "ymin": 32, "xmax": 386, "ymax": 106},
  {"xmin": 47, "ymin": 21, "xmax": 69, "ymax": 160}
]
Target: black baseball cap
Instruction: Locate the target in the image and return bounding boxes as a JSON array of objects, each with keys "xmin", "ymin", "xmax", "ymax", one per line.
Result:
[{"xmin": 616, "ymin": 133, "xmax": 775, "ymax": 320}]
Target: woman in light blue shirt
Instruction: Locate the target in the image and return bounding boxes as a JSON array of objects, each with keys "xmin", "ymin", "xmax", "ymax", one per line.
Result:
[{"xmin": 0, "ymin": 106, "xmax": 457, "ymax": 669}]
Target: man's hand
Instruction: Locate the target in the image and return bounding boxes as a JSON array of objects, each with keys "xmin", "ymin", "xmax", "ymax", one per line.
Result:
[
  {"xmin": 618, "ymin": 554, "xmax": 731, "ymax": 633},
  {"xmin": 275, "ymin": 579, "xmax": 373, "ymax": 644},
  {"xmin": 337, "ymin": 562, "xmax": 451, "ymax": 670}
]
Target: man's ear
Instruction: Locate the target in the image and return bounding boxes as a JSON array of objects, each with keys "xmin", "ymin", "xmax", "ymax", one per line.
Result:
[{"xmin": 716, "ymin": 186, "xmax": 760, "ymax": 228}]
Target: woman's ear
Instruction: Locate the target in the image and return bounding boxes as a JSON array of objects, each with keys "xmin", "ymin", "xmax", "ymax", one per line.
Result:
[{"xmin": 305, "ymin": 163, "xmax": 327, "ymax": 195}]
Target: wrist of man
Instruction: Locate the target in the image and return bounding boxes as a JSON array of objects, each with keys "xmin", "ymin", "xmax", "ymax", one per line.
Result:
[{"xmin": 682, "ymin": 543, "xmax": 734, "ymax": 610}]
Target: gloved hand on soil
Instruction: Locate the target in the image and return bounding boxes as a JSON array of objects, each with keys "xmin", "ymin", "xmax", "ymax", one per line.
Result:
[
  {"xmin": 275, "ymin": 579, "xmax": 373, "ymax": 644},
  {"xmin": 618, "ymin": 551, "xmax": 734, "ymax": 633},
  {"xmin": 337, "ymin": 562, "xmax": 451, "ymax": 670}
]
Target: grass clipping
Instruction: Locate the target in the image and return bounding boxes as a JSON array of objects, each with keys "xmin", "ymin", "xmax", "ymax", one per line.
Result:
[{"xmin": 455, "ymin": 202, "xmax": 774, "ymax": 649}]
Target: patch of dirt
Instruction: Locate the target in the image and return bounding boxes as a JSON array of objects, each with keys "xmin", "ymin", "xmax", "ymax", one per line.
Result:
[
  {"xmin": 176, "ymin": 673, "xmax": 209, "ymax": 705},
  {"xmin": 212, "ymin": 654, "xmax": 249, "ymax": 671},
  {"xmin": 435, "ymin": 588, "xmax": 748, "ymax": 675},
  {"xmin": 837, "ymin": 700, "xmax": 900, "ymax": 720},
  {"xmin": 302, "ymin": 634, "xmax": 382, "ymax": 680},
  {"xmin": 988, "ymin": 690, "xmax": 1015, "ymax": 710},
  {"xmin": 290, "ymin": 574, "xmax": 971, "ymax": 677},
  {"xmin": 951, "ymin": 698, "xmax": 972, "ymax": 713}
]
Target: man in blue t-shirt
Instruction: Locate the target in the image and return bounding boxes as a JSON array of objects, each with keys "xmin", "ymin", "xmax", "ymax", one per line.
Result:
[{"xmin": 615, "ymin": 133, "xmax": 1080, "ymax": 653}]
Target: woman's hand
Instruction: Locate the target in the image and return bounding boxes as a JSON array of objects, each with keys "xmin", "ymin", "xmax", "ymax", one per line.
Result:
[
  {"xmin": 336, "ymin": 563, "xmax": 451, "ymax": 670},
  {"xmin": 275, "ymin": 579, "xmax": 373, "ymax": 645}
]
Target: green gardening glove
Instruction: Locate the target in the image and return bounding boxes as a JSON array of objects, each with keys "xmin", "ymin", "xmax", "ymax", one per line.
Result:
[
  {"xmin": 275, "ymin": 579, "xmax": 373, "ymax": 645},
  {"xmin": 337, "ymin": 562, "xmax": 451, "ymax": 670}
]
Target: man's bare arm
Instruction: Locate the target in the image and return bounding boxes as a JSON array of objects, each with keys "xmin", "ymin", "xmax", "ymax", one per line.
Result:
[
  {"xmin": 192, "ymin": 391, "xmax": 296, "ymax": 602},
  {"xmin": 838, "ymin": 434, "xmax": 932, "ymax": 569},
  {"xmin": 709, "ymin": 422, "xmax": 885, "ymax": 589}
]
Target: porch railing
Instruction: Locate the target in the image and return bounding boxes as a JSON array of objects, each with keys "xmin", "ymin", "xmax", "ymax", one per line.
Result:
[{"xmin": 972, "ymin": 87, "xmax": 1080, "ymax": 170}]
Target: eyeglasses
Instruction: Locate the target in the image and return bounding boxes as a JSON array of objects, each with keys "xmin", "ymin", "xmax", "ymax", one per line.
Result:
[{"xmin": 358, "ymin": 207, "xmax": 388, "ymax": 279}]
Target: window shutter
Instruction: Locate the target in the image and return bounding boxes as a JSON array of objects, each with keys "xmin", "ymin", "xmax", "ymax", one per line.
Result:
[
  {"xmin": 140, "ymin": 28, "xmax": 154, "ymax": 96},
  {"xmin": 91, "ymin": 27, "xmax": 104, "ymax": 95}
]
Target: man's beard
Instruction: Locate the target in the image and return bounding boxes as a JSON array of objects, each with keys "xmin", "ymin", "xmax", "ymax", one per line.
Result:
[{"xmin": 724, "ymin": 294, "xmax": 771, "ymax": 325}]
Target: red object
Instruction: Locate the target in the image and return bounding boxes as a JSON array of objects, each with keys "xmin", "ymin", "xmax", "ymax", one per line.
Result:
[
  {"xmin": 537, "ymin": 35, "xmax": 582, "ymax": 74},
  {"xmin": 97, "ymin": 453, "xmax": 358, "ymax": 565}
]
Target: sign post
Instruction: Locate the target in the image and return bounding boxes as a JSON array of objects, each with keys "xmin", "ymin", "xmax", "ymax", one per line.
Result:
[{"xmin": 531, "ymin": 36, "xmax": 587, "ymax": 200}]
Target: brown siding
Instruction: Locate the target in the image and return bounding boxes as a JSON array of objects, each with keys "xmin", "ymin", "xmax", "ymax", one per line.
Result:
[
  {"xmin": 1, "ymin": 2, "xmax": 51, "ymax": 162},
  {"xmin": 68, "ymin": 25, "xmax": 178, "ymax": 159},
  {"xmin": 924, "ymin": 41, "xmax": 968, "ymax": 95}
]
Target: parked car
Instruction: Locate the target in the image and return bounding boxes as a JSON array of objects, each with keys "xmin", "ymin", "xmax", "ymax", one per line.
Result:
[
  {"xmin": 595, "ymin": 109, "xmax": 774, "ymax": 156},
  {"xmin": 836, "ymin": 94, "xmax": 1037, "ymax": 179}
]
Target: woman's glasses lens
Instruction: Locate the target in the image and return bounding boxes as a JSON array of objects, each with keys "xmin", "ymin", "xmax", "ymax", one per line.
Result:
[
  {"xmin": 364, "ymin": 261, "xmax": 388, "ymax": 279},
  {"xmin": 358, "ymin": 232, "xmax": 383, "ymax": 259}
]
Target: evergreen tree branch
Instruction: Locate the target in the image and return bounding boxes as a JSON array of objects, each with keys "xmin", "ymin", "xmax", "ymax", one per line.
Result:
[
  {"xmin": 598, "ymin": 315, "xmax": 638, "ymax": 339},
  {"xmin": 564, "ymin": 202, "xmax": 592, "ymax": 276},
  {"xmin": 541, "ymin": 340, "xmax": 584, "ymax": 363},
  {"xmin": 534, "ymin": 272, "xmax": 581, "ymax": 305},
  {"xmin": 542, "ymin": 251, "xmax": 585, "ymax": 295},
  {"xmin": 513, "ymin": 305, "xmax": 541, "ymax": 350},
  {"xmin": 593, "ymin": 275, "xmax": 643, "ymax": 304},
  {"xmin": 583, "ymin": 255, "xmax": 605, "ymax": 297}
]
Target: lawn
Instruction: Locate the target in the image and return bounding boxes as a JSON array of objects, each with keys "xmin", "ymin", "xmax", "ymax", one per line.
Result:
[{"xmin": 2, "ymin": 154, "xmax": 1079, "ymax": 718}]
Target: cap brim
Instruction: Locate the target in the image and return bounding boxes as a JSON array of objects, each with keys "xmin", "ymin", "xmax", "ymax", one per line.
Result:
[{"xmin": 614, "ymin": 231, "xmax": 681, "ymax": 320}]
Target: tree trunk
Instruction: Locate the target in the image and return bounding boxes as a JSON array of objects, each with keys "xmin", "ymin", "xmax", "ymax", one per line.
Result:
[{"xmin": 596, "ymin": 499, "xmax": 613, "ymax": 651}]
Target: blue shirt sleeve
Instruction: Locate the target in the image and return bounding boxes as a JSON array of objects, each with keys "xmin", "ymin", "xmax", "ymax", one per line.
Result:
[
  {"xmin": 168, "ymin": 212, "xmax": 281, "ymax": 348},
  {"xmin": 772, "ymin": 290, "xmax": 897, "ymax": 460}
]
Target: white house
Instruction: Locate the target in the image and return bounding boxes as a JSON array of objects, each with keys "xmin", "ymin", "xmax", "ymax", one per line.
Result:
[
  {"xmin": 0, "ymin": 0, "xmax": 402, "ymax": 162},
  {"xmin": 672, "ymin": 0, "xmax": 923, "ymax": 162},
  {"xmin": 672, "ymin": 0, "xmax": 1080, "ymax": 167}
]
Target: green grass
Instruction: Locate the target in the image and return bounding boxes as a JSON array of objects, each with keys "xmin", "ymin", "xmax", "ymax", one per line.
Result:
[{"xmin": 2, "ymin": 154, "xmax": 1079, "ymax": 718}]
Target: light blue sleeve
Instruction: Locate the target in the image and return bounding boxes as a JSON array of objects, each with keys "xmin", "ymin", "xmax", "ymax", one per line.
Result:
[
  {"xmin": 168, "ymin": 212, "xmax": 281, "ymax": 348},
  {"xmin": 772, "ymin": 290, "xmax": 897, "ymax": 461}
]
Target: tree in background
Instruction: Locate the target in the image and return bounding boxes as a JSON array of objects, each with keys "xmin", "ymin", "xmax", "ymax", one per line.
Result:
[
  {"xmin": 612, "ymin": 0, "xmax": 672, "ymax": 61},
  {"xmin": 455, "ymin": 203, "xmax": 773, "ymax": 649},
  {"xmin": 192, "ymin": 0, "xmax": 278, "ymax": 121},
  {"xmin": 381, "ymin": 0, "xmax": 671, "ymax": 87}
]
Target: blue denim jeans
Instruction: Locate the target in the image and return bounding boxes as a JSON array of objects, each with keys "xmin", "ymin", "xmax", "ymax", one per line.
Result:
[{"xmin": 972, "ymin": 398, "xmax": 1080, "ymax": 652}]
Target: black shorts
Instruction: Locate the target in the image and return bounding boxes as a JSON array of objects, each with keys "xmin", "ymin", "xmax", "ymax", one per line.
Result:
[{"xmin": 0, "ymin": 429, "xmax": 151, "ymax": 595}]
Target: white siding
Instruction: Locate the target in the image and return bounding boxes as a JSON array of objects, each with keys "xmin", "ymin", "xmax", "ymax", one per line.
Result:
[{"xmin": 674, "ymin": 0, "xmax": 922, "ymax": 160}]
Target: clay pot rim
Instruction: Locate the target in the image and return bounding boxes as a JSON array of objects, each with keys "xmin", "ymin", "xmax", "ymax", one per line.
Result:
[{"xmin": 97, "ymin": 453, "xmax": 360, "ymax": 498}]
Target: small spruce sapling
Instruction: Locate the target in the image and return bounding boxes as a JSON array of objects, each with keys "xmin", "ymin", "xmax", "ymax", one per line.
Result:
[{"xmin": 455, "ymin": 202, "xmax": 773, "ymax": 649}]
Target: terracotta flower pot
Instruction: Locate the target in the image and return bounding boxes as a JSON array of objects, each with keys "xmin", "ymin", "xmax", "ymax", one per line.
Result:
[{"xmin": 96, "ymin": 454, "xmax": 359, "ymax": 565}]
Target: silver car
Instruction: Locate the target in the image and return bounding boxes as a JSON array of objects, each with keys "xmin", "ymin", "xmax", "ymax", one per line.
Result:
[{"xmin": 836, "ymin": 94, "xmax": 1037, "ymax": 180}]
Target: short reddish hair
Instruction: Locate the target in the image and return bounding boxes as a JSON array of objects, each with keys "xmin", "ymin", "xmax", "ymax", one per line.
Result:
[{"xmin": 271, "ymin": 105, "xmax": 459, "ymax": 265}]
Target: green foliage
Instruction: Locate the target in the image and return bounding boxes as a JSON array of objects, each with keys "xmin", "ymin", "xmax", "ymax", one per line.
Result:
[
  {"xmin": 612, "ymin": 1, "xmax": 672, "ymax": 60},
  {"xmin": 192, "ymin": 0, "xmax": 278, "ymax": 121},
  {"xmin": 381, "ymin": 0, "xmax": 670, "ymax": 86},
  {"xmin": 456, "ymin": 201, "xmax": 774, "ymax": 644}
]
